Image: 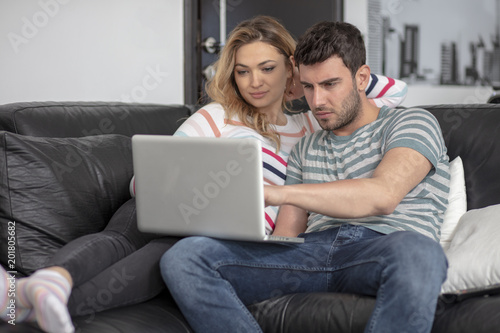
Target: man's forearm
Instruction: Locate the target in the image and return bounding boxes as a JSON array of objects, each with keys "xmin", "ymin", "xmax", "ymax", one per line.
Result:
[
  {"xmin": 267, "ymin": 178, "xmax": 395, "ymax": 220},
  {"xmin": 267, "ymin": 147, "xmax": 434, "ymax": 220}
]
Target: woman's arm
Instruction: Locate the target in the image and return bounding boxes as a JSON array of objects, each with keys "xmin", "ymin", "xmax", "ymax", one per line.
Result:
[
  {"xmin": 365, "ymin": 74, "xmax": 408, "ymax": 108},
  {"xmin": 287, "ymin": 70, "xmax": 407, "ymax": 108},
  {"xmin": 270, "ymin": 204, "xmax": 308, "ymax": 237}
]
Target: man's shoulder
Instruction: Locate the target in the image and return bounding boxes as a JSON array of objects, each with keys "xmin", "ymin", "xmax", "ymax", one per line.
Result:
[
  {"xmin": 382, "ymin": 106, "xmax": 438, "ymax": 125},
  {"xmin": 383, "ymin": 105, "xmax": 431, "ymax": 116}
]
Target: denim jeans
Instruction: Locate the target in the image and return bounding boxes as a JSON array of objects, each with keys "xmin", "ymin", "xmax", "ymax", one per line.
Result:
[{"xmin": 160, "ymin": 224, "xmax": 447, "ymax": 333}]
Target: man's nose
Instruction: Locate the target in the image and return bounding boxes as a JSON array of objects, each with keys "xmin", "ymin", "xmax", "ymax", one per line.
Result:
[{"xmin": 310, "ymin": 88, "xmax": 326, "ymax": 109}]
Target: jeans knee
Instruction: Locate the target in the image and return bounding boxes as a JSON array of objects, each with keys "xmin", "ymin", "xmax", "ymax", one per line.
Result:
[
  {"xmin": 385, "ymin": 232, "xmax": 447, "ymax": 282},
  {"xmin": 160, "ymin": 236, "xmax": 218, "ymax": 282}
]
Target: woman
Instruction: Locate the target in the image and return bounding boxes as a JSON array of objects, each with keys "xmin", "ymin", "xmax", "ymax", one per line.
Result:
[{"xmin": 0, "ymin": 16, "xmax": 407, "ymax": 333}]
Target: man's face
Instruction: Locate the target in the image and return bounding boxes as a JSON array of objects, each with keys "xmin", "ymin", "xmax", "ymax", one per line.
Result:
[{"xmin": 299, "ymin": 56, "xmax": 362, "ymax": 134}]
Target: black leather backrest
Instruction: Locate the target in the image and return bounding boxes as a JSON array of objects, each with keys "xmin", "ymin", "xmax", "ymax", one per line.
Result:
[
  {"xmin": 422, "ymin": 104, "xmax": 500, "ymax": 210},
  {"xmin": 0, "ymin": 102, "xmax": 193, "ymax": 138}
]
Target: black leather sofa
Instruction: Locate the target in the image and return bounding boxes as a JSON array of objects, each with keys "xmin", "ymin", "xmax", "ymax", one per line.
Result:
[{"xmin": 0, "ymin": 101, "xmax": 499, "ymax": 332}]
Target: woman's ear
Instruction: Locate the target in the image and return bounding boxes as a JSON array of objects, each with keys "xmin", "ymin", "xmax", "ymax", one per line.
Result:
[
  {"xmin": 286, "ymin": 55, "xmax": 295, "ymax": 79},
  {"xmin": 285, "ymin": 56, "xmax": 305, "ymax": 101}
]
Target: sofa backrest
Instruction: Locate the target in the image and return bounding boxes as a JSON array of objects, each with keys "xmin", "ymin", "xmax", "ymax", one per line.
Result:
[
  {"xmin": 0, "ymin": 101, "xmax": 497, "ymax": 220},
  {"xmin": 418, "ymin": 104, "xmax": 500, "ymax": 211},
  {"xmin": 0, "ymin": 101, "xmax": 193, "ymax": 138}
]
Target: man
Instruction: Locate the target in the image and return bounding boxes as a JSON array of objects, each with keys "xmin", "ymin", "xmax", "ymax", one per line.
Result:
[{"xmin": 160, "ymin": 21, "xmax": 449, "ymax": 333}]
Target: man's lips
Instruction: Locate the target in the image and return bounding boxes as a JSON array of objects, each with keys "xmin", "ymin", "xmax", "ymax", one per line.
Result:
[
  {"xmin": 250, "ymin": 91, "xmax": 267, "ymax": 99},
  {"xmin": 314, "ymin": 111, "xmax": 333, "ymax": 119}
]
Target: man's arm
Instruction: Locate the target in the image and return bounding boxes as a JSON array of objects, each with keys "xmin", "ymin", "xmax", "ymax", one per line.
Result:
[{"xmin": 265, "ymin": 147, "xmax": 432, "ymax": 221}]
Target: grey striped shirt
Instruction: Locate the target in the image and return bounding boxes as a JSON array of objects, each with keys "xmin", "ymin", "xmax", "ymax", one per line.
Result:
[{"xmin": 285, "ymin": 106, "xmax": 450, "ymax": 242}]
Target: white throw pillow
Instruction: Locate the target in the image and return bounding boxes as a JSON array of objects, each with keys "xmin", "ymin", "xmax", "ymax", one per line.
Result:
[
  {"xmin": 441, "ymin": 204, "xmax": 500, "ymax": 294},
  {"xmin": 440, "ymin": 156, "xmax": 467, "ymax": 249}
]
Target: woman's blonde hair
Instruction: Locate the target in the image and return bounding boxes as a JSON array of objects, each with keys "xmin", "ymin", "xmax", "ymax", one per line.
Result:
[{"xmin": 205, "ymin": 16, "xmax": 296, "ymax": 151}]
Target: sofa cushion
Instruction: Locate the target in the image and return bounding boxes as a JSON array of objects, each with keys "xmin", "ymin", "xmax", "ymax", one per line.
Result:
[
  {"xmin": 0, "ymin": 102, "xmax": 193, "ymax": 138},
  {"xmin": 0, "ymin": 132, "xmax": 133, "ymax": 275},
  {"xmin": 440, "ymin": 156, "xmax": 467, "ymax": 250},
  {"xmin": 441, "ymin": 204, "xmax": 500, "ymax": 295}
]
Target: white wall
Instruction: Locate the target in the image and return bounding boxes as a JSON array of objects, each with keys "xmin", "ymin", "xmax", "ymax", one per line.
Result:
[
  {"xmin": 380, "ymin": 0, "xmax": 496, "ymax": 84},
  {"xmin": 402, "ymin": 85, "xmax": 494, "ymax": 107},
  {"xmin": 344, "ymin": 0, "xmax": 496, "ymax": 105},
  {"xmin": 0, "ymin": 0, "xmax": 184, "ymax": 105},
  {"xmin": 344, "ymin": 0, "xmax": 368, "ymax": 37}
]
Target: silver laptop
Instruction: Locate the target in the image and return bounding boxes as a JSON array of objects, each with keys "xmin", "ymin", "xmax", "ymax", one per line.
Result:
[{"xmin": 131, "ymin": 135, "xmax": 304, "ymax": 243}]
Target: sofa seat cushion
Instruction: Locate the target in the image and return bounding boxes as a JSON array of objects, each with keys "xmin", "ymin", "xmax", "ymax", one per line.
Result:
[
  {"xmin": 249, "ymin": 293, "xmax": 375, "ymax": 333},
  {"xmin": 0, "ymin": 132, "xmax": 133, "ymax": 275},
  {"xmin": 0, "ymin": 291, "xmax": 193, "ymax": 333}
]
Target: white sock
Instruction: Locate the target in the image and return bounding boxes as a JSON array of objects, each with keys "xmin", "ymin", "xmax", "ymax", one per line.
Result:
[{"xmin": 25, "ymin": 270, "xmax": 74, "ymax": 333}]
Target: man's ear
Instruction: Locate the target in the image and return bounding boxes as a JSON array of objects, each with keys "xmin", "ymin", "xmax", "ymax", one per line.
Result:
[{"xmin": 356, "ymin": 64, "xmax": 371, "ymax": 92}]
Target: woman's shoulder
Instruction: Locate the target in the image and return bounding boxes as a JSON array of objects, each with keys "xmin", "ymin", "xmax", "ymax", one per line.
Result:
[
  {"xmin": 174, "ymin": 103, "xmax": 227, "ymax": 137},
  {"xmin": 286, "ymin": 110, "xmax": 321, "ymax": 132},
  {"xmin": 195, "ymin": 102, "xmax": 225, "ymax": 115}
]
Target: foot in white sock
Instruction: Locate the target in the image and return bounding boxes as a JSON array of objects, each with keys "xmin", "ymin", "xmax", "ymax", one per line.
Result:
[{"xmin": 25, "ymin": 270, "xmax": 74, "ymax": 333}]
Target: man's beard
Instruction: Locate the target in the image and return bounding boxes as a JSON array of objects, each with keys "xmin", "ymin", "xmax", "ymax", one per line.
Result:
[{"xmin": 316, "ymin": 84, "xmax": 362, "ymax": 132}]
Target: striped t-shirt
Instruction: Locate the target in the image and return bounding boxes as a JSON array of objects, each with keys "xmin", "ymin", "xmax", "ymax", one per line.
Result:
[
  {"xmin": 285, "ymin": 106, "xmax": 450, "ymax": 242},
  {"xmin": 174, "ymin": 102, "xmax": 321, "ymax": 234}
]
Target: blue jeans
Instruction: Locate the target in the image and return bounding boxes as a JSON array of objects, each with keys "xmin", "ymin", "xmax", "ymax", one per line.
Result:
[{"xmin": 160, "ymin": 224, "xmax": 447, "ymax": 333}]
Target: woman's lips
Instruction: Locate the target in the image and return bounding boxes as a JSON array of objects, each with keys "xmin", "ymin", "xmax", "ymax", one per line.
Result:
[{"xmin": 250, "ymin": 91, "xmax": 267, "ymax": 99}]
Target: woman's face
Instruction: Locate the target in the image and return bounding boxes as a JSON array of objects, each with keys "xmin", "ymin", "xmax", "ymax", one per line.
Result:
[{"xmin": 233, "ymin": 41, "xmax": 291, "ymax": 115}]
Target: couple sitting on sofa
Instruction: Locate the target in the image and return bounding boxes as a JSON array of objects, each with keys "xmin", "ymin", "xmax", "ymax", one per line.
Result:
[{"xmin": 1, "ymin": 16, "xmax": 449, "ymax": 333}]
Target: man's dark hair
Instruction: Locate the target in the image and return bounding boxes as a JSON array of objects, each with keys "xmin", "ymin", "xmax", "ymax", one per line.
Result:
[{"xmin": 294, "ymin": 21, "xmax": 366, "ymax": 76}]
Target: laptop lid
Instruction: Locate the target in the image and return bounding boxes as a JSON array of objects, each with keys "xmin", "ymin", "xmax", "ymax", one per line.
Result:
[{"xmin": 132, "ymin": 135, "xmax": 269, "ymax": 241}]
